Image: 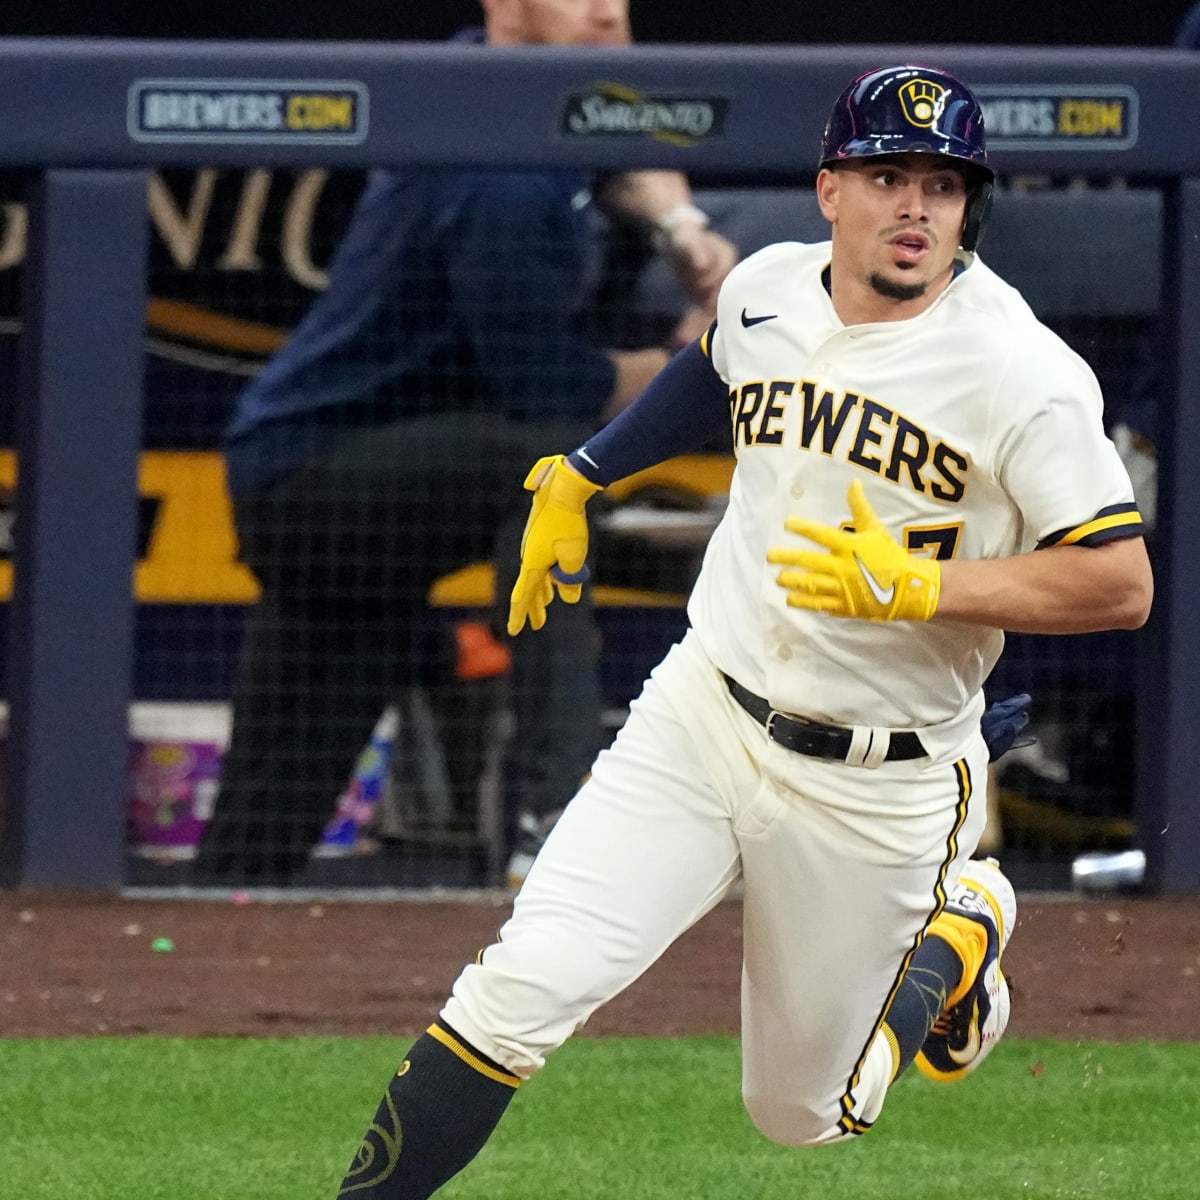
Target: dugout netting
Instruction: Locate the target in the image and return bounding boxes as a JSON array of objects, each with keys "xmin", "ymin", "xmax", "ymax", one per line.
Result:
[
  {"xmin": 0, "ymin": 164, "xmax": 1162, "ymax": 892},
  {"xmin": 3, "ymin": 41, "xmax": 1197, "ymax": 893}
]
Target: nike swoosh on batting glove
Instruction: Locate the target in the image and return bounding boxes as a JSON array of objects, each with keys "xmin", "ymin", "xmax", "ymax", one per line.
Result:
[
  {"xmin": 765, "ymin": 480, "xmax": 941, "ymax": 621},
  {"xmin": 507, "ymin": 454, "xmax": 603, "ymax": 635}
]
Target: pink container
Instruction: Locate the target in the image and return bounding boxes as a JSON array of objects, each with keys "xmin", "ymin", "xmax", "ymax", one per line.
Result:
[{"xmin": 127, "ymin": 704, "xmax": 227, "ymax": 861}]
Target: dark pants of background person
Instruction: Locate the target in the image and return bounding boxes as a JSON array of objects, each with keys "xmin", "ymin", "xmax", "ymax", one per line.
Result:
[{"xmin": 192, "ymin": 413, "xmax": 603, "ymax": 887}]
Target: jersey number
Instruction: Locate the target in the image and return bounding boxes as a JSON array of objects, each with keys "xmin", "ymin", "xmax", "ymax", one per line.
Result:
[
  {"xmin": 905, "ymin": 523, "xmax": 962, "ymax": 561},
  {"xmin": 844, "ymin": 521, "xmax": 963, "ymax": 561}
]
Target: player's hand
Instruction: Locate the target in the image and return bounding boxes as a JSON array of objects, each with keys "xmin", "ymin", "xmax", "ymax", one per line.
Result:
[
  {"xmin": 507, "ymin": 455, "xmax": 603, "ymax": 636},
  {"xmin": 766, "ymin": 480, "xmax": 941, "ymax": 622},
  {"xmin": 670, "ymin": 303, "xmax": 715, "ymax": 352},
  {"xmin": 981, "ymin": 693, "xmax": 1036, "ymax": 762},
  {"xmin": 662, "ymin": 223, "xmax": 738, "ymax": 308}
]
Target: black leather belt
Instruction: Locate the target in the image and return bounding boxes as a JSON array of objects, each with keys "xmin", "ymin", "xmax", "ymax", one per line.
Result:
[{"xmin": 723, "ymin": 674, "xmax": 926, "ymax": 763}]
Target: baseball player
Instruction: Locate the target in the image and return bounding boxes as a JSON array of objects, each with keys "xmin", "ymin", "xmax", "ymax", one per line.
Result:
[{"xmin": 334, "ymin": 65, "xmax": 1152, "ymax": 1198}]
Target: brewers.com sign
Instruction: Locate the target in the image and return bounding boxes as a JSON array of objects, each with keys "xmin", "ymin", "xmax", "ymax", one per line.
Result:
[
  {"xmin": 129, "ymin": 79, "xmax": 369, "ymax": 145},
  {"xmin": 973, "ymin": 84, "xmax": 1138, "ymax": 150}
]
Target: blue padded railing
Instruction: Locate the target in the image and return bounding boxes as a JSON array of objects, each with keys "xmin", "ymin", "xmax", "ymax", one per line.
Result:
[{"xmin": 0, "ymin": 39, "xmax": 1195, "ymax": 889}]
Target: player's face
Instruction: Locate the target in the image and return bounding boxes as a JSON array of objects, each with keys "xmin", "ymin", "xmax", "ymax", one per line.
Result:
[
  {"xmin": 817, "ymin": 154, "xmax": 968, "ymax": 319},
  {"xmin": 484, "ymin": 0, "xmax": 631, "ymax": 46}
]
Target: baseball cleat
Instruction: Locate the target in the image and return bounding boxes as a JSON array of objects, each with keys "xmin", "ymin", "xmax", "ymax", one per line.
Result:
[{"xmin": 915, "ymin": 857, "xmax": 1016, "ymax": 1083}]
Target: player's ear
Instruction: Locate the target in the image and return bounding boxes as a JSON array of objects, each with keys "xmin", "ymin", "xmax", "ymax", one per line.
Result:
[
  {"xmin": 816, "ymin": 167, "xmax": 840, "ymax": 223},
  {"xmin": 960, "ymin": 177, "xmax": 993, "ymax": 253}
]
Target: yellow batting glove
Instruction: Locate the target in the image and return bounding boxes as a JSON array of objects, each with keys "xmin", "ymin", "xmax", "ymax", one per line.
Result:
[
  {"xmin": 507, "ymin": 455, "xmax": 604, "ymax": 635},
  {"xmin": 765, "ymin": 480, "xmax": 941, "ymax": 622}
]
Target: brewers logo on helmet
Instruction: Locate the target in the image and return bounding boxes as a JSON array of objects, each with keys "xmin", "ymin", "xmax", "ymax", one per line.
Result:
[
  {"xmin": 897, "ymin": 78, "xmax": 948, "ymax": 128},
  {"xmin": 820, "ymin": 65, "xmax": 994, "ymax": 252}
]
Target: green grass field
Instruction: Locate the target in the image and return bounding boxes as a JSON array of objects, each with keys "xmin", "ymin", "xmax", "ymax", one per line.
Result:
[{"xmin": 2, "ymin": 1036, "xmax": 1196, "ymax": 1199}]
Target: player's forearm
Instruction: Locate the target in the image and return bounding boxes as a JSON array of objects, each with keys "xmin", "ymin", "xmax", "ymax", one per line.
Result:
[
  {"xmin": 936, "ymin": 538, "xmax": 1153, "ymax": 633},
  {"xmin": 593, "ymin": 171, "xmax": 735, "ymax": 307},
  {"xmin": 570, "ymin": 338, "xmax": 731, "ymax": 486},
  {"xmin": 592, "ymin": 170, "xmax": 700, "ymax": 228}
]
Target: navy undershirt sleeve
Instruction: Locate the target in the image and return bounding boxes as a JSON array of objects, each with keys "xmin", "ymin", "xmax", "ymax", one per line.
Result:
[{"xmin": 566, "ymin": 339, "xmax": 731, "ymax": 486}]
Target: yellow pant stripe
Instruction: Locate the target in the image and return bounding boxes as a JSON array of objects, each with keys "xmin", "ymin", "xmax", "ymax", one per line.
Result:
[{"xmin": 834, "ymin": 756, "xmax": 973, "ymax": 1126}]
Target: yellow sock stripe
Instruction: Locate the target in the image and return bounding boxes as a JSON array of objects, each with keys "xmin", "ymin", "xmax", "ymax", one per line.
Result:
[
  {"xmin": 836, "ymin": 1112, "xmax": 865, "ymax": 1135},
  {"xmin": 837, "ymin": 1113, "xmax": 873, "ymax": 1136},
  {"xmin": 427, "ymin": 1024, "xmax": 520, "ymax": 1089}
]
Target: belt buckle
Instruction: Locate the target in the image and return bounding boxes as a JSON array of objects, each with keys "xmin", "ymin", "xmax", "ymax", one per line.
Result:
[{"xmin": 765, "ymin": 709, "xmax": 782, "ymax": 744}]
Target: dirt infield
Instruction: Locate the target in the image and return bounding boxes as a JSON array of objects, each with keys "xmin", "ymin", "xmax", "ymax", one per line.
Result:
[{"xmin": 2, "ymin": 889, "xmax": 1198, "ymax": 1041}]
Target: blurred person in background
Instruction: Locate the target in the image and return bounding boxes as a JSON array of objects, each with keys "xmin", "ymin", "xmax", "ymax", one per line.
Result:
[
  {"xmin": 191, "ymin": 0, "xmax": 737, "ymax": 887},
  {"xmin": 1102, "ymin": 0, "xmax": 1200, "ymax": 526},
  {"xmin": 1177, "ymin": 1, "xmax": 1200, "ymax": 46}
]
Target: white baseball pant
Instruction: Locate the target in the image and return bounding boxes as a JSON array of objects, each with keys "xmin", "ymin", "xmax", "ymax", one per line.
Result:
[{"xmin": 442, "ymin": 628, "xmax": 988, "ymax": 1144}]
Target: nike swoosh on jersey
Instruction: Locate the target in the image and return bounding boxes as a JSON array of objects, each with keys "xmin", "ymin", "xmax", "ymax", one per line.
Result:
[
  {"xmin": 854, "ymin": 554, "xmax": 896, "ymax": 606},
  {"xmin": 740, "ymin": 308, "xmax": 778, "ymax": 328}
]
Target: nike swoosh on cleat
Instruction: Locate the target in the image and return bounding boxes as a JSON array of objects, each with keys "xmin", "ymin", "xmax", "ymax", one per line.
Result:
[
  {"xmin": 854, "ymin": 553, "xmax": 895, "ymax": 606},
  {"xmin": 948, "ymin": 1000, "xmax": 983, "ymax": 1065},
  {"xmin": 741, "ymin": 308, "xmax": 778, "ymax": 327}
]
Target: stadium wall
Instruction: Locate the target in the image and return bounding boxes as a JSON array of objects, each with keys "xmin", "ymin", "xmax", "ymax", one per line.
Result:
[{"xmin": 0, "ymin": 41, "xmax": 1195, "ymax": 890}]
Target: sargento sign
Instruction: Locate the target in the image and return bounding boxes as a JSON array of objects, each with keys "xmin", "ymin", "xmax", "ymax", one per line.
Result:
[
  {"xmin": 559, "ymin": 83, "xmax": 729, "ymax": 146},
  {"xmin": 972, "ymin": 85, "xmax": 1138, "ymax": 150},
  {"xmin": 129, "ymin": 79, "xmax": 369, "ymax": 144}
]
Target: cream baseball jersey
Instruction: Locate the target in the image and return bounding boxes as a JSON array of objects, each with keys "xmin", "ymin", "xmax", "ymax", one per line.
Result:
[{"xmin": 689, "ymin": 240, "xmax": 1143, "ymax": 741}]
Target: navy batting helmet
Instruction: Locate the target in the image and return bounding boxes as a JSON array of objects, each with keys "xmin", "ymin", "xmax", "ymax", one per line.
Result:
[{"xmin": 820, "ymin": 65, "xmax": 994, "ymax": 252}]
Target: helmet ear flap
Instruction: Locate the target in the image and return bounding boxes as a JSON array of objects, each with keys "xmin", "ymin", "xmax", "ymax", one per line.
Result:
[{"xmin": 962, "ymin": 178, "xmax": 993, "ymax": 253}]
